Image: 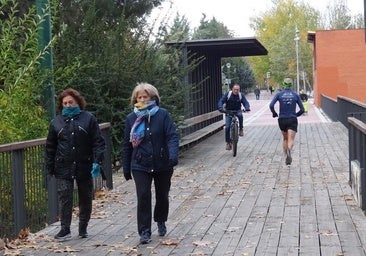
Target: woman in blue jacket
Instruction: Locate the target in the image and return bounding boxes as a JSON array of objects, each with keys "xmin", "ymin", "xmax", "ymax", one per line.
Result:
[{"xmin": 122, "ymin": 83, "xmax": 179, "ymax": 244}]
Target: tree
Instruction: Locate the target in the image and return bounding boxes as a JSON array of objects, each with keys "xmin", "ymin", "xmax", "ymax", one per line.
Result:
[
  {"xmin": 192, "ymin": 15, "xmax": 256, "ymax": 92},
  {"xmin": 247, "ymin": 0, "xmax": 319, "ymax": 91},
  {"xmin": 192, "ymin": 14, "xmax": 233, "ymax": 39},
  {"xmin": 164, "ymin": 13, "xmax": 190, "ymax": 42},
  {"xmin": 222, "ymin": 58, "xmax": 256, "ymax": 93},
  {"xmin": 48, "ymin": 0, "xmax": 192, "ymax": 162},
  {"xmin": 321, "ymin": 0, "xmax": 364, "ymax": 29},
  {"xmin": 0, "ymin": 0, "xmax": 50, "ymax": 143}
]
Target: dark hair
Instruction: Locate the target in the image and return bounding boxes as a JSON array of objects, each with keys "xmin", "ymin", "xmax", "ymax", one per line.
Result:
[{"xmin": 57, "ymin": 88, "xmax": 87, "ymax": 112}]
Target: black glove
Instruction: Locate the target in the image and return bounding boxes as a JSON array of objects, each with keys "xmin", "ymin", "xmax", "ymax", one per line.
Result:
[
  {"xmin": 124, "ymin": 172, "xmax": 132, "ymax": 181},
  {"xmin": 218, "ymin": 108, "xmax": 224, "ymax": 113},
  {"xmin": 272, "ymin": 112, "xmax": 278, "ymax": 118},
  {"xmin": 296, "ymin": 111, "xmax": 304, "ymax": 117},
  {"xmin": 169, "ymin": 159, "xmax": 178, "ymax": 168}
]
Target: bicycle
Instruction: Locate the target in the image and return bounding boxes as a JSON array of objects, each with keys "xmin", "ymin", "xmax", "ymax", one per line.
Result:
[{"xmin": 225, "ymin": 110, "xmax": 240, "ymax": 157}]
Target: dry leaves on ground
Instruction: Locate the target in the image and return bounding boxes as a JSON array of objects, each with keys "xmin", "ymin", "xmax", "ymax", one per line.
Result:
[
  {"xmin": 160, "ymin": 239, "xmax": 180, "ymax": 246},
  {"xmin": 193, "ymin": 240, "xmax": 211, "ymax": 247}
]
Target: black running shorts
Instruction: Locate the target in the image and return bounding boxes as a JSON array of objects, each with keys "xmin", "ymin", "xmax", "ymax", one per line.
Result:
[{"xmin": 278, "ymin": 117, "xmax": 298, "ymax": 132}]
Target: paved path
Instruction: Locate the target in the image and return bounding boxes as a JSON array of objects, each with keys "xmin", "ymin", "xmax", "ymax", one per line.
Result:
[{"xmin": 16, "ymin": 91, "xmax": 366, "ymax": 256}]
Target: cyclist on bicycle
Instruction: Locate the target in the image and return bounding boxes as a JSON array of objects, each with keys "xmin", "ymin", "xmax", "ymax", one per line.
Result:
[{"xmin": 218, "ymin": 84, "xmax": 251, "ymax": 150}]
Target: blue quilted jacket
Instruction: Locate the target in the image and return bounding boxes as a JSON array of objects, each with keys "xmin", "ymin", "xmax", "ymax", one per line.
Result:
[{"xmin": 122, "ymin": 108, "xmax": 179, "ymax": 174}]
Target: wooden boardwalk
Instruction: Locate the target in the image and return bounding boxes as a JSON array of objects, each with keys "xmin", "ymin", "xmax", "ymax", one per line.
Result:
[{"xmin": 17, "ymin": 92, "xmax": 366, "ymax": 256}]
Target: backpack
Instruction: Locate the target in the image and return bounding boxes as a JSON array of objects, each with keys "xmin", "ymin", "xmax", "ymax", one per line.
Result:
[
  {"xmin": 222, "ymin": 90, "xmax": 243, "ymax": 111},
  {"xmin": 227, "ymin": 90, "xmax": 242, "ymax": 101}
]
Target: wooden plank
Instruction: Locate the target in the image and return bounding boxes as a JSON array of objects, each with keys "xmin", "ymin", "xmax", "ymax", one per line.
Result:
[
  {"xmin": 182, "ymin": 111, "xmax": 222, "ymax": 128},
  {"xmin": 18, "ymin": 99, "xmax": 366, "ymax": 256}
]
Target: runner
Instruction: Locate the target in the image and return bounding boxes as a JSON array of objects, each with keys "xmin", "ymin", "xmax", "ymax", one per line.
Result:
[{"xmin": 269, "ymin": 78, "xmax": 304, "ymax": 165}]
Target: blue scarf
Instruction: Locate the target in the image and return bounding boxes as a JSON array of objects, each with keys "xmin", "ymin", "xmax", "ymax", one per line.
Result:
[
  {"xmin": 130, "ymin": 100, "xmax": 159, "ymax": 148},
  {"xmin": 62, "ymin": 106, "xmax": 81, "ymax": 117}
]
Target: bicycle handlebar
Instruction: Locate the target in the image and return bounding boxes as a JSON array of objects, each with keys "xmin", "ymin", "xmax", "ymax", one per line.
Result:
[
  {"xmin": 224, "ymin": 110, "xmax": 236, "ymax": 116},
  {"xmin": 224, "ymin": 109, "xmax": 249, "ymax": 116}
]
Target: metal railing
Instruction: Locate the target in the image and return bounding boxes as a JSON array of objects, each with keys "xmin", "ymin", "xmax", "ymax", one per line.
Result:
[
  {"xmin": 0, "ymin": 122, "xmax": 113, "ymax": 239},
  {"xmin": 321, "ymin": 94, "xmax": 366, "ymax": 127},
  {"xmin": 348, "ymin": 113, "xmax": 366, "ymax": 211}
]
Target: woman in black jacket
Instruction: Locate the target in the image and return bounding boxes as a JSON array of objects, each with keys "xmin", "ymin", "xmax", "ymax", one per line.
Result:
[
  {"xmin": 45, "ymin": 88, "xmax": 105, "ymax": 240},
  {"xmin": 122, "ymin": 82, "xmax": 179, "ymax": 244}
]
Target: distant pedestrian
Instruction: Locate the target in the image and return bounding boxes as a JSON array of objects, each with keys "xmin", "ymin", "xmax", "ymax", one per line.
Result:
[
  {"xmin": 300, "ymin": 90, "xmax": 309, "ymax": 114},
  {"xmin": 269, "ymin": 86, "xmax": 274, "ymax": 95},
  {"xmin": 254, "ymin": 87, "xmax": 260, "ymax": 100},
  {"xmin": 122, "ymin": 82, "xmax": 179, "ymax": 244},
  {"xmin": 45, "ymin": 88, "xmax": 106, "ymax": 241},
  {"xmin": 269, "ymin": 78, "xmax": 304, "ymax": 165}
]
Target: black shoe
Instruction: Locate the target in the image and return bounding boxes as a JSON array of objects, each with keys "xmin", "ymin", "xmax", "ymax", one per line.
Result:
[
  {"xmin": 79, "ymin": 222, "xmax": 88, "ymax": 238},
  {"xmin": 157, "ymin": 222, "xmax": 167, "ymax": 237},
  {"xmin": 139, "ymin": 230, "xmax": 151, "ymax": 244},
  {"xmin": 54, "ymin": 228, "xmax": 71, "ymax": 241},
  {"xmin": 285, "ymin": 149, "xmax": 292, "ymax": 165}
]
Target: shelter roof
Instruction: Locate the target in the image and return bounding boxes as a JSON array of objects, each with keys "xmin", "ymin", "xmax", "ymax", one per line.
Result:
[{"xmin": 166, "ymin": 37, "xmax": 268, "ymax": 57}]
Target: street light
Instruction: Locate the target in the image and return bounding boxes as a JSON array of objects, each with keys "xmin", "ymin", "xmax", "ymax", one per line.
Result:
[
  {"xmin": 294, "ymin": 26, "xmax": 300, "ymax": 94},
  {"xmin": 226, "ymin": 62, "xmax": 231, "ymax": 90}
]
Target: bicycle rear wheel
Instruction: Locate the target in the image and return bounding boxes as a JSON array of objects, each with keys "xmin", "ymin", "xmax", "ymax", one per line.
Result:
[{"xmin": 231, "ymin": 124, "xmax": 239, "ymax": 157}]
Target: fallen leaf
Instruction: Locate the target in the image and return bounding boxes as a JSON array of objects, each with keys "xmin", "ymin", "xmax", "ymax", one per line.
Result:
[
  {"xmin": 94, "ymin": 189, "xmax": 106, "ymax": 199},
  {"xmin": 54, "ymin": 246, "xmax": 81, "ymax": 253},
  {"xmin": 160, "ymin": 240, "xmax": 179, "ymax": 246},
  {"xmin": 193, "ymin": 240, "xmax": 210, "ymax": 247},
  {"xmin": 18, "ymin": 228, "xmax": 30, "ymax": 240},
  {"xmin": 0, "ymin": 238, "xmax": 5, "ymax": 250},
  {"xmin": 190, "ymin": 251, "xmax": 208, "ymax": 255}
]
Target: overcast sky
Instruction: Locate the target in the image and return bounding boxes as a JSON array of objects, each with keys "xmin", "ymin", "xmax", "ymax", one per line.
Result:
[{"xmin": 150, "ymin": 0, "xmax": 364, "ymax": 37}]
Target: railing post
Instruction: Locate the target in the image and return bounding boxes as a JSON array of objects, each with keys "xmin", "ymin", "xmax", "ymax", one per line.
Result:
[{"xmin": 12, "ymin": 150, "xmax": 26, "ymax": 236}]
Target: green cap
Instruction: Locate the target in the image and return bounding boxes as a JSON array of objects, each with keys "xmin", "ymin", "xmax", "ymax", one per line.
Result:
[{"xmin": 282, "ymin": 78, "xmax": 293, "ymax": 88}]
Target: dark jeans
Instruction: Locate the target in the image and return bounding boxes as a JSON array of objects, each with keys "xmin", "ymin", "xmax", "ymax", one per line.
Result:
[
  {"xmin": 225, "ymin": 110, "xmax": 243, "ymax": 143},
  {"xmin": 56, "ymin": 178, "xmax": 93, "ymax": 230},
  {"xmin": 132, "ymin": 170, "xmax": 173, "ymax": 235}
]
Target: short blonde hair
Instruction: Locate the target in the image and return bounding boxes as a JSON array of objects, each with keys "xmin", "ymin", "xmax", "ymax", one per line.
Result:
[{"xmin": 130, "ymin": 82, "xmax": 160, "ymax": 106}]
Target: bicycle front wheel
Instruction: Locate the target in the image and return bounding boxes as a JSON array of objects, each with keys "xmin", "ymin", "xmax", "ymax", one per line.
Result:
[{"xmin": 231, "ymin": 124, "xmax": 239, "ymax": 157}]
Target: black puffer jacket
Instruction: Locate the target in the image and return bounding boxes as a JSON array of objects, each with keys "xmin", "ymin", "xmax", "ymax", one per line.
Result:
[{"xmin": 45, "ymin": 111, "xmax": 105, "ymax": 180}]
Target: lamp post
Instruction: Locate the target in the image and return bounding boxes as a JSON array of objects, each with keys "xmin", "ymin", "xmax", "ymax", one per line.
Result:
[
  {"xmin": 226, "ymin": 62, "xmax": 231, "ymax": 90},
  {"xmin": 36, "ymin": 0, "xmax": 57, "ymax": 224},
  {"xmin": 294, "ymin": 26, "xmax": 300, "ymax": 94},
  {"xmin": 36, "ymin": 0, "xmax": 55, "ymax": 120}
]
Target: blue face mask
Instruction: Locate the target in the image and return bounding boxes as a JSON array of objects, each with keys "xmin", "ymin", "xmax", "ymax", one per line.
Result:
[{"xmin": 62, "ymin": 106, "xmax": 81, "ymax": 117}]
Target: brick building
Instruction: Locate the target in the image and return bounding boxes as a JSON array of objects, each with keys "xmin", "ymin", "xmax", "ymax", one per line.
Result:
[{"xmin": 307, "ymin": 29, "xmax": 366, "ymax": 107}]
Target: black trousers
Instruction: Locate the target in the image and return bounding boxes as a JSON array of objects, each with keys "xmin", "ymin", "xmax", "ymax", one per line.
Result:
[
  {"xmin": 132, "ymin": 170, "xmax": 173, "ymax": 235},
  {"xmin": 56, "ymin": 178, "xmax": 93, "ymax": 230}
]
